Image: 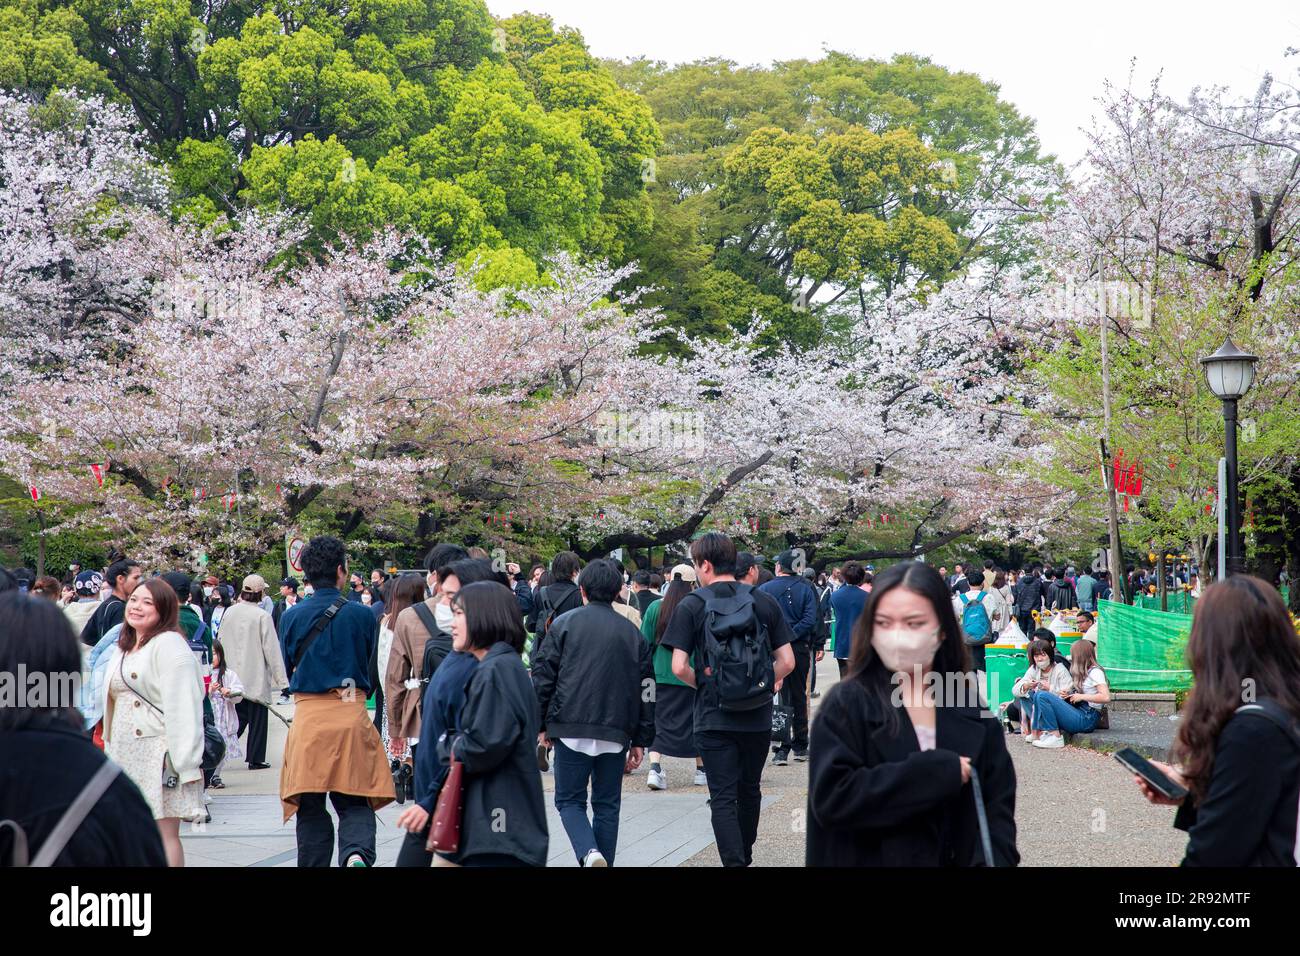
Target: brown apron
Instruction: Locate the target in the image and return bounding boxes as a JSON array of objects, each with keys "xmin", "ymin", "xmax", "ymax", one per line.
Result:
[{"xmin": 280, "ymin": 689, "xmax": 396, "ymax": 821}]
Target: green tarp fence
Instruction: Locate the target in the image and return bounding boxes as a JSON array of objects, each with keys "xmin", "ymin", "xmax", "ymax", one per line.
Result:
[
  {"xmin": 1095, "ymin": 599, "xmax": 1193, "ymax": 692},
  {"xmin": 1133, "ymin": 585, "xmax": 1288, "ymax": 614}
]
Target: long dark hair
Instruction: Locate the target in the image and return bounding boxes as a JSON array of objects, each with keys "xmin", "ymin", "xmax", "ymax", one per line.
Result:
[
  {"xmin": 0, "ymin": 592, "xmax": 82, "ymax": 732},
  {"xmin": 453, "ymin": 581, "xmax": 527, "ymax": 653},
  {"xmin": 119, "ymin": 578, "xmax": 181, "ymax": 650},
  {"xmin": 846, "ymin": 562, "xmax": 971, "ymax": 730},
  {"xmin": 653, "ymin": 578, "xmax": 694, "ymax": 645},
  {"xmin": 384, "ymin": 572, "xmax": 428, "ymax": 630},
  {"xmin": 212, "ymin": 638, "xmax": 228, "ymax": 685},
  {"xmin": 1175, "ymin": 576, "xmax": 1300, "ymax": 800}
]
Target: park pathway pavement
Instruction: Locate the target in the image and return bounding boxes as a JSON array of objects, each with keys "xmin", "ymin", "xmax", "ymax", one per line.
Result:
[{"xmin": 184, "ymin": 655, "xmax": 1187, "ymax": 867}]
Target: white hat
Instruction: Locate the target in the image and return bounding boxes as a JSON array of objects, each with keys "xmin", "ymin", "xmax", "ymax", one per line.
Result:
[{"xmin": 669, "ymin": 563, "xmax": 698, "ymax": 583}]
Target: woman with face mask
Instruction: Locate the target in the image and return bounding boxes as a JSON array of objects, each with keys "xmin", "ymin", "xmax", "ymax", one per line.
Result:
[{"xmin": 806, "ymin": 562, "xmax": 1019, "ymax": 867}]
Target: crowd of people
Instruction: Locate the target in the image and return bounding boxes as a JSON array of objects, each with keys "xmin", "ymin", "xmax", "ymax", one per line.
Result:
[{"xmin": 0, "ymin": 538, "xmax": 1296, "ymax": 869}]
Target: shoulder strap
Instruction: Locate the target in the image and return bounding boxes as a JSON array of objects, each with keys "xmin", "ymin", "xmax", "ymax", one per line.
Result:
[
  {"xmin": 413, "ymin": 602, "xmax": 441, "ymax": 641},
  {"xmin": 294, "ymin": 596, "xmax": 349, "ymax": 669},
  {"xmin": 1237, "ymin": 702, "xmax": 1300, "ymax": 749},
  {"xmin": 29, "ymin": 760, "xmax": 122, "ymax": 867}
]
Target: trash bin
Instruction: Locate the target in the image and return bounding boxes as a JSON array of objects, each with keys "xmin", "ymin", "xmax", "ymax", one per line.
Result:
[{"xmin": 984, "ymin": 644, "xmax": 1028, "ymax": 712}]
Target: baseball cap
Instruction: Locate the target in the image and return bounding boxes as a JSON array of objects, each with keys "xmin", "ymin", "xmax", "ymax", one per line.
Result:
[
  {"xmin": 669, "ymin": 563, "xmax": 698, "ymax": 583},
  {"xmin": 242, "ymin": 574, "xmax": 269, "ymax": 593},
  {"xmin": 280, "ymin": 576, "xmax": 300, "ymax": 590},
  {"xmin": 160, "ymin": 571, "xmax": 192, "ymax": 600},
  {"xmin": 74, "ymin": 570, "xmax": 104, "ymax": 596}
]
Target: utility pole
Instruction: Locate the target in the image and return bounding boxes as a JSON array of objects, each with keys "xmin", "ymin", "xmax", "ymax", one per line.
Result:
[{"xmin": 1098, "ymin": 262, "xmax": 1128, "ymax": 604}]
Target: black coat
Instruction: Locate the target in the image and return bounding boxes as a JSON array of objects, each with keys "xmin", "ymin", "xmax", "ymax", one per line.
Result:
[
  {"xmin": 1046, "ymin": 581, "xmax": 1077, "ymax": 610},
  {"xmin": 440, "ymin": 643, "xmax": 549, "ymax": 866},
  {"xmin": 1015, "ymin": 575, "xmax": 1045, "ymax": 613},
  {"xmin": 806, "ymin": 678, "xmax": 1018, "ymax": 867},
  {"xmin": 0, "ymin": 719, "xmax": 166, "ymax": 866},
  {"xmin": 532, "ymin": 602, "xmax": 655, "ymax": 748},
  {"xmin": 1174, "ymin": 701, "xmax": 1300, "ymax": 866}
]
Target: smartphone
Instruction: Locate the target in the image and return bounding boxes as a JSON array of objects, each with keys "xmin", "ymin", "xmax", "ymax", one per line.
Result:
[{"xmin": 1114, "ymin": 747, "xmax": 1189, "ymax": 800}]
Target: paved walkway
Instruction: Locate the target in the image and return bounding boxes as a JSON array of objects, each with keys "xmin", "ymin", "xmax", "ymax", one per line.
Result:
[{"xmin": 185, "ymin": 655, "xmax": 1188, "ymax": 866}]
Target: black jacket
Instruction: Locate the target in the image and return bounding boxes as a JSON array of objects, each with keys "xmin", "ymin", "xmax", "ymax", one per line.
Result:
[
  {"xmin": 1015, "ymin": 575, "xmax": 1045, "ymax": 613},
  {"xmin": 1046, "ymin": 580, "xmax": 1077, "ymax": 610},
  {"xmin": 79, "ymin": 596, "xmax": 124, "ymax": 647},
  {"xmin": 440, "ymin": 643, "xmax": 549, "ymax": 866},
  {"xmin": 532, "ymin": 602, "xmax": 655, "ymax": 748},
  {"xmin": 1174, "ymin": 700, "xmax": 1300, "ymax": 866},
  {"xmin": 806, "ymin": 678, "xmax": 1018, "ymax": 867},
  {"xmin": 513, "ymin": 579, "xmax": 534, "ymax": 619},
  {"xmin": 0, "ymin": 719, "xmax": 167, "ymax": 866}
]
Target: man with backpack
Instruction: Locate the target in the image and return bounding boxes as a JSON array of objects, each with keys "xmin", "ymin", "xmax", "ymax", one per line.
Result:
[
  {"xmin": 662, "ymin": 532, "xmax": 795, "ymax": 867},
  {"xmin": 758, "ymin": 550, "xmax": 819, "ymax": 765},
  {"xmin": 953, "ymin": 569, "xmax": 998, "ymax": 672},
  {"xmin": 530, "ymin": 551, "xmax": 584, "ymax": 668},
  {"xmin": 78, "ymin": 559, "xmax": 141, "ymax": 646}
]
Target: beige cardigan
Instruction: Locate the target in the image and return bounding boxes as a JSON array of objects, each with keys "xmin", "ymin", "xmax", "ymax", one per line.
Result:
[
  {"xmin": 101, "ymin": 631, "xmax": 206, "ymax": 785},
  {"xmin": 215, "ymin": 600, "xmax": 288, "ymax": 705}
]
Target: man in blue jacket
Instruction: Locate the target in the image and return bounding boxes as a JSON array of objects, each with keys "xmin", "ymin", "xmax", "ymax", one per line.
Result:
[
  {"xmin": 278, "ymin": 536, "xmax": 394, "ymax": 867},
  {"xmin": 759, "ymin": 550, "xmax": 820, "ymax": 765}
]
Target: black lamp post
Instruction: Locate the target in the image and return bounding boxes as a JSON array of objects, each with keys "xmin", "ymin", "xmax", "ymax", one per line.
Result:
[{"xmin": 1199, "ymin": 338, "xmax": 1259, "ymax": 577}]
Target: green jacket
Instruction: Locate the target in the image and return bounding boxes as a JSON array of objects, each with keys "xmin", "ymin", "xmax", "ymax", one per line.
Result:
[{"xmin": 640, "ymin": 598, "xmax": 689, "ymax": 688}]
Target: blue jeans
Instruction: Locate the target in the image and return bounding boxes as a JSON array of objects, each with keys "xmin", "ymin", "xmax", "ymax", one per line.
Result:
[
  {"xmin": 552, "ymin": 740, "xmax": 626, "ymax": 865},
  {"xmin": 1029, "ymin": 691, "xmax": 1101, "ymax": 734}
]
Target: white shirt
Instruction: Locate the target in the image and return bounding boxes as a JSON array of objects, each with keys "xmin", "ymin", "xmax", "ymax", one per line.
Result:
[
  {"xmin": 1081, "ymin": 666, "xmax": 1108, "ymax": 710},
  {"xmin": 560, "ymin": 738, "xmax": 624, "ymax": 757}
]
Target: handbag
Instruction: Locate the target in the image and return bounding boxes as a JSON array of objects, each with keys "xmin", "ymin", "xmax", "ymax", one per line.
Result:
[
  {"xmin": 770, "ymin": 693, "xmax": 793, "ymax": 747},
  {"xmin": 426, "ymin": 751, "xmax": 466, "ymax": 854}
]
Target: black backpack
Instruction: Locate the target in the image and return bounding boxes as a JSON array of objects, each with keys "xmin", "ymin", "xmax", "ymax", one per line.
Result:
[{"xmin": 700, "ymin": 584, "xmax": 774, "ymax": 712}]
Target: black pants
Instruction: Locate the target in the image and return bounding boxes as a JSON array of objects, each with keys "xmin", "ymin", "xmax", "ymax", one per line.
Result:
[
  {"xmin": 1017, "ymin": 610, "xmax": 1035, "ymax": 637},
  {"xmin": 837, "ymin": 658, "xmax": 849, "ymax": 679},
  {"xmin": 396, "ymin": 827, "xmax": 434, "ymax": 867},
  {"xmin": 395, "ymin": 743, "xmax": 434, "ymax": 868},
  {"xmin": 235, "ymin": 698, "xmax": 268, "ymax": 766},
  {"xmin": 777, "ymin": 641, "xmax": 811, "ymax": 753},
  {"xmin": 295, "ymin": 791, "xmax": 377, "ymax": 867},
  {"xmin": 696, "ymin": 730, "xmax": 768, "ymax": 867}
]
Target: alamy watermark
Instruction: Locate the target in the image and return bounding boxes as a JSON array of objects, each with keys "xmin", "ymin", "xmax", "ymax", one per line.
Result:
[
  {"xmin": 1049, "ymin": 277, "xmax": 1152, "ymax": 329},
  {"xmin": 0, "ymin": 667, "xmax": 82, "ymax": 709},
  {"xmin": 595, "ymin": 410, "xmax": 705, "ymax": 453}
]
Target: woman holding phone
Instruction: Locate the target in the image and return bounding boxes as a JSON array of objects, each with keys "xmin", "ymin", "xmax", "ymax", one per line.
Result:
[{"xmin": 1133, "ymin": 576, "xmax": 1300, "ymax": 866}]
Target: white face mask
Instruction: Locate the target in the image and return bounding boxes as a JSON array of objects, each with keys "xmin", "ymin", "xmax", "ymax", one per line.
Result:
[
  {"xmin": 871, "ymin": 626, "xmax": 942, "ymax": 675},
  {"xmin": 435, "ymin": 602, "xmax": 455, "ymax": 632},
  {"xmin": 203, "ymin": 586, "xmax": 214, "ymax": 599}
]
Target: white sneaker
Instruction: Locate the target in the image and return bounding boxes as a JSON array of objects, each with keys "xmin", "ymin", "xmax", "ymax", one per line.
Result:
[
  {"xmin": 1022, "ymin": 733, "xmax": 1037, "ymax": 745},
  {"xmin": 647, "ymin": 769, "xmax": 666, "ymax": 791},
  {"xmin": 1032, "ymin": 735, "xmax": 1065, "ymax": 749},
  {"xmin": 583, "ymin": 849, "xmax": 608, "ymax": 868},
  {"xmin": 693, "ymin": 768, "xmax": 707, "ymax": 786}
]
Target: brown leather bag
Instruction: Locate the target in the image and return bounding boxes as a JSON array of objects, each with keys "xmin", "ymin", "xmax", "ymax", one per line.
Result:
[{"xmin": 426, "ymin": 756, "xmax": 465, "ymax": 854}]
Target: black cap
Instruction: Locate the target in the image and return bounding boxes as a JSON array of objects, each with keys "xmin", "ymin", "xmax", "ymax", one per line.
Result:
[
  {"xmin": 280, "ymin": 576, "xmax": 300, "ymax": 590},
  {"xmin": 160, "ymin": 571, "xmax": 192, "ymax": 601}
]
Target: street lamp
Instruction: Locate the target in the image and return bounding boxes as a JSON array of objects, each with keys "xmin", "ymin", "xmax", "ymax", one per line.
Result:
[{"xmin": 1199, "ymin": 337, "xmax": 1259, "ymax": 577}]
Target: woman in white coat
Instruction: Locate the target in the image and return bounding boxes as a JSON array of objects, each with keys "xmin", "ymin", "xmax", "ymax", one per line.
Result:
[{"xmin": 102, "ymin": 577, "xmax": 205, "ymax": 866}]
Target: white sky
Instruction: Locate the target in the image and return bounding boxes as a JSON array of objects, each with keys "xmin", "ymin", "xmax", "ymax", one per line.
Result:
[{"xmin": 486, "ymin": 0, "xmax": 1300, "ymax": 164}]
